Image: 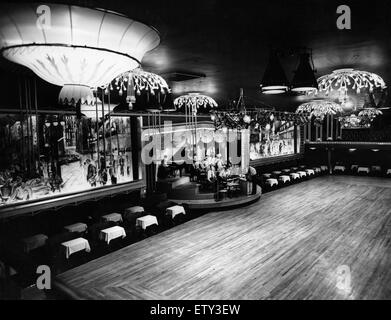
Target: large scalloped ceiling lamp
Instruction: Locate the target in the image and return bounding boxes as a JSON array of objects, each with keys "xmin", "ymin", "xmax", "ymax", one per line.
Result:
[
  {"xmin": 0, "ymin": 3, "xmax": 160, "ymax": 106},
  {"xmin": 296, "ymin": 99, "xmax": 343, "ymax": 123},
  {"xmin": 112, "ymin": 69, "xmax": 173, "ymax": 111},
  {"xmin": 174, "ymin": 93, "xmax": 218, "ymax": 115}
]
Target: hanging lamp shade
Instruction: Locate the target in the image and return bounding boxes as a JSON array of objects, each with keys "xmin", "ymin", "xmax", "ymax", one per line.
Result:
[
  {"xmin": 0, "ymin": 3, "xmax": 160, "ymax": 106},
  {"xmin": 260, "ymin": 50, "xmax": 289, "ymax": 94},
  {"xmin": 112, "ymin": 69, "xmax": 172, "ymax": 112},
  {"xmin": 291, "ymin": 53, "xmax": 318, "ymax": 93},
  {"xmin": 296, "ymin": 99, "xmax": 343, "ymax": 121},
  {"xmin": 174, "ymin": 93, "xmax": 218, "ymax": 115}
]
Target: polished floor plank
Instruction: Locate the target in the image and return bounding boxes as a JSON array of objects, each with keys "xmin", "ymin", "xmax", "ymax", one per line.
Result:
[{"xmin": 56, "ymin": 176, "xmax": 391, "ymax": 300}]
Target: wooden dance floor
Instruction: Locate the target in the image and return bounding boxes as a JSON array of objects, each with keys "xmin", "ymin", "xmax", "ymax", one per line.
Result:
[{"xmin": 55, "ymin": 176, "xmax": 391, "ymax": 299}]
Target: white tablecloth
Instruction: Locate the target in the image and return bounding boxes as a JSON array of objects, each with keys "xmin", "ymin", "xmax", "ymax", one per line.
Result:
[
  {"xmin": 272, "ymin": 171, "xmax": 282, "ymax": 175},
  {"xmin": 64, "ymin": 223, "xmax": 87, "ymax": 234},
  {"xmin": 387, "ymin": 169, "xmax": 391, "ymax": 175},
  {"xmin": 358, "ymin": 167, "xmax": 370, "ymax": 173},
  {"xmin": 279, "ymin": 175, "xmax": 291, "ymax": 183},
  {"xmin": 125, "ymin": 206, "xmax": 144, "ymax": 214},
  {"xmin": 320, "ymin": 165, "xmax": 328, "ymax": 171},
  {"xmin": 262, "ymin": 173, "xmax": 272, "ymax": 178},
  {"xmin": 351, "ymin": 165, "xmax": 359, "ymax": 170},
  {"xmin": 136, "ymin": 215, "xmax": 158, "ymax": 230},
  {"xmin": 334, "ymin": 165, "xmax": 346, "ymax": 172},
  {"xmin": 305, "ymin": 169, "xmax": 315, "ymax": 176},
  {"xmin": 314, "ymin": 167, "xmax": 321, "ymax": 173},
  {"xmin": 99, "ymin": 226, "xmax": 126, "ymax": 244},
  {"xmin": 282, "ymin": 169, "xmax": 291, "ymax": 173},
  {"xmin": 166, "ymin": 205, "xmax": 186, "ymax": 219},
  {"xmin": 371, "ymin": 166, "xmax": 381, "ymax": 172},
  {"xmin": 298, "ymin": 171, "xmax": 307, "ymax": 178},
  {"xmin": 266, "ymin": 178, "xmax": 278, "ymax": 187},
  {"xmin": 102, "ymin": 213, "xmax": 123, "ymax": 223},
  {"xmin": 61, "ymin": 238, "xmax": 91, "ymax": 259},
  {"xmin": 290, "ymin": 173, "xmax": 300, "ymax": 180}
]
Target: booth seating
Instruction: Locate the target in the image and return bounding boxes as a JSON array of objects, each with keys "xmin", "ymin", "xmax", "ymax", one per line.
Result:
[
  {"xmin": 278, "ymin": 175, "xmax": 291, "ymax": 184},
  {"xmin": 333, "ymin": 165, "xmax": 346, "ymax": 173},
  {"xmin": 357, "ymin": 167, "xmax": 370, "ymax": 175}
]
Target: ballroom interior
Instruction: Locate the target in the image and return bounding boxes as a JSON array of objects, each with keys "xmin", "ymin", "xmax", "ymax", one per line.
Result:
[{"xmin": 0, "ymin": 0, "xmax": 390, "ymax": 300}]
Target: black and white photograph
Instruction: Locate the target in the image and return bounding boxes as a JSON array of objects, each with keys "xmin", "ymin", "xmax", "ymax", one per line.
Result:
[{"xmin": 0, "ymin": 0, "xmax": 390, "ymax": 305}]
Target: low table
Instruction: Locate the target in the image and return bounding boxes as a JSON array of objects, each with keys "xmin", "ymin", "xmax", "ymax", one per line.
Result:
[
  {"xmin": 305, "ymin": 169, "xmax": 315, "ymax": 176},
  {"xmin": 334, "ymin": 165, "xmax": 346, "ymax": 172},
  {"xmin": 357, "ymin": 167, "xmax": 370, "ymax": 174},
  {"xmin": 61, "ymin": 238, "xmax": 91, "ymax": 259},
  {"xmin": 21, "ymin": 234, "xmax": 48, "ymax": 253},
  {"xmin": 102, "ymin": 213, "xmax": 123, "ymax": 223},
  {"xmin": 266, "ymin": 178, "xmax": 278, "ymax": 187},
  {"xmin": 124, "ymin": 206, "xmax": 144, "ymax": 215},
  {"xmin": 290, "ymin": 173, "xmax": 300, "ymax": 180},
  {"xmin": 297, "ymin": 171, "xmax": 307, "ymax": 178},
  {"xmin": 136, "ymin": 215, "xmax": 158, "ymax": 230},
  {"xmin": 279, "ymin": 175, "xmax": 291, "ymax": 183},
  {"xmin": 64, "ymin": 223, "xmax": 88, "ymax": 234},
  {"xmin": 166, "ymin": 205, "xmax": 186, "ymax": 219},
  {"xmin": 320, "ymin": 165, "xmax": 328, "ymax": 172},
  {"xmin": 99, "ymin": 226, "xmax": 126, "ymax": 244}
]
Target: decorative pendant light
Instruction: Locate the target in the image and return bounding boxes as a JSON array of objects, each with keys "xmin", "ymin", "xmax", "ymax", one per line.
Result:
[
  {"xmin": 0, "ymin": 3, "xmax": 160, "ymax": 106},
  {"xmin": 112, "ymin": 69, "xmax": 172, "ymax": 111},
  {"xmin": 296, "ymin": 99, "xmax": 343, "ymax": 122},
  {"xmin": 291, "ymin": 52, "xmax": 318, "ymax": 94},
  {"xmin": 260, "ymin": 49, "xmax": 289, "ymax": 94},
  {"xmin": 317, "ymin": 69, "xmax": 386, "ymax": 96},
  {"xmin": 174, "ymin": 93, "xmax": 218, "ymax": 161}
]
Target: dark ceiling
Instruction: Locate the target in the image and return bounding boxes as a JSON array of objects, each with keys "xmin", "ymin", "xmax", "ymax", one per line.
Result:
[{"xmin": 1, "ymin": 0, "xmax": 391, "ymax": 112}]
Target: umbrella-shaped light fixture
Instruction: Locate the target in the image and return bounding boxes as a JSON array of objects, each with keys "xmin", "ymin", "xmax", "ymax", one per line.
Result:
[
  {"xmin": 0, "ymin": 3, "xmax": 160, "ymax": 106},
  {"xmin": 291, "ymin": 52, "xmax": 318, "ymax": 94},
  {"xmin": 296, "ymin": 99, "xmax": 343, "ymax": 122},
  {"xmin": 260, "ymin": 49, "xmax": 289, "ymax": 94}
]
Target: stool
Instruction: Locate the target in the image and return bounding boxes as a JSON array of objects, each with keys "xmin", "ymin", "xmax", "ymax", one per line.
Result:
[{"xmin": 279, "ymin": 175, "xmax": 291, "ymax": 184}]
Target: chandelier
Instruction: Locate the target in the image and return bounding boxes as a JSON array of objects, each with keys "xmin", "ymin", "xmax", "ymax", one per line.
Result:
[
  {"xmin": 174, "ymin": 93, "xmax": 218, "ymax": 115},
  {"xmin": 317, "ymin": 69, "xmax": 386, "ymax": 96},
  {"xmin": 358, "ymin": 107, "xmax": 383, "ymax": 120},
  {"xmin": 0, "ymin": 3, "xmax": 160, "ymax": 105},
  {"xmin": 296, "ymin": 99, "xmax": 343, "ymax": 123}
]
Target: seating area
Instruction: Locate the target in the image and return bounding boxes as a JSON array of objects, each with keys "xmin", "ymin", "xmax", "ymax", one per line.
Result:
[
  {"xmin": 257, "ymin": 162, "xmax": 328, "ymax": 193},
  {"xmin": 332, "ymin": 164, "xmax": 391, "ymax": 177},
  {"xmin": 0, "ymin": 192, "xmax": 192, "ymax": 294}
]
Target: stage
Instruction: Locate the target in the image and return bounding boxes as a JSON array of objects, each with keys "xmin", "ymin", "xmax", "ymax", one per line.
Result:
[{"xmin": 54, "ymin": 176, "xmax": 391, "ymax": 300}]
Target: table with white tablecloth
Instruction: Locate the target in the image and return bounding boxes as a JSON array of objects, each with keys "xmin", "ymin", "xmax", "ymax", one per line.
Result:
[
  {"xmin": 279, "ymin": 175, "xmax": 291, "ymax": 183},
  {"xmin": 124, "ymin": 206, "xmax": 144, "ymax": 215},
  {"xmin": 61, "ymin": 238, "xmax": 91, "ymax": 259},
  {"xmin": 136, "ymin": 215, "xmax": 158, "ymax": 230},
  {"xmin": 166, "ymin": 205, "xmax": 186, "ymax": 219},
  {"xmin": 102, "ymin": 213, "xmax": 123, "ymax": 223},
  {"xmin": 99, "ymin": 226, "xmax": 126, "ymax": 244},
  {"xmin": 387, "ymin": 169, "xmax": 391, "ymax": 175},
  {"xmin": 357, "ymin": 167, "xmax": 370, "ymax": 174},
  {"xmin": 305, "ymin": 169, "xmax": 315, "ymax": 176},
  {"xmin": 334, "ymin": 165, "xmax": 346, "ymax": 172},
  {"xmin": 290, "ymin": 173, "xmax": 300, "ymax": 180},
  {"xmin": 64, "ymin": 222, "xmax": 88, "ymax": 234},
  {"xmin": 320, "ymin": 165, "xmax": 328, "ymax": 172},
  {"xmin": 266, "ymin": 178, "xmax": 278, "ymax": 187},
  {"xmin": 297, "ymin": 171, "xmax": 307, "ymax": 178}
]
